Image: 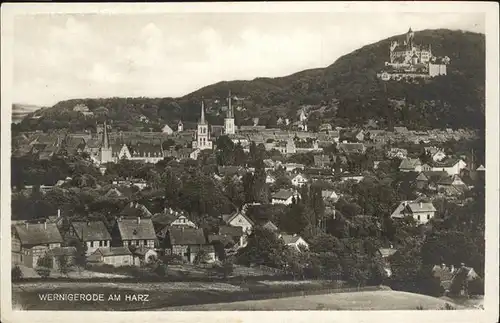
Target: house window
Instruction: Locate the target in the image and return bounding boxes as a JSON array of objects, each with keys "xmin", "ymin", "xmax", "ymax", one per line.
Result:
[
  {"xmin": 144, "ymin": 240, "xmax": 147, "ymax": 245},
  {"xmin": 427, "ymin": 214, "xmax": 430, "ymax": 220},
  {"xmin": 90, "ymin": 241, "xmax": 94, "ymax": 247},
  {"xmin": 99, "ymin": 241, "xmax": 103, "ymax": 247},
  {"xmin": 417, "ymin": 215, "xmax": 420, "ymax": 221}
]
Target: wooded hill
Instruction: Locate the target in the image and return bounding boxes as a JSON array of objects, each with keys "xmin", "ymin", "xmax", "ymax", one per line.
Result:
[{"xmin": 16, "ymin": 29, "xmax": 485, "ymax": 133}]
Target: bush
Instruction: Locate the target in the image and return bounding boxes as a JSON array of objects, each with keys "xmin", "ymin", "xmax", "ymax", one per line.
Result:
[
  {"xmin": 36, "ymin": 267, "xmax": 51, "ymax": 278},
  {"xmin": 153, "ymin": 262, "xmax": 168, "ymax": 277},
  {"xmin": 12, "ymin": 265, "xmax": 23, "ymax": 280}
]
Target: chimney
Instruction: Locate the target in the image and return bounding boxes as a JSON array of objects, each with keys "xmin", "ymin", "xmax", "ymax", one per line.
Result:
[
  {"xmin": 44, "ymin": 221, "xmax": 47, "ymax": 230},
  {"xmin": 57, "ymin": 209, "xmax": 61, "ymax": 218},
  {"xmin": 420, "ymin": 202, "xmax": 423, "ymax": 208},
  {"xmin": 137, "ymin": 217, "xmax": 141, "ymax": 224}
]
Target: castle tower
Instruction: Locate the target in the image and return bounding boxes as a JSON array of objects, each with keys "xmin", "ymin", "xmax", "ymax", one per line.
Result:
[
  {"xmin": 224, "ymin": 90, "xmax": 235, "ymax": 135},
  {"xmin": 192, "ymin": 99, "xmax": 212, "ymax": 150},
  {"xmin": 100, "ymin": 120, "xmax": 113, "ymax": 163}
]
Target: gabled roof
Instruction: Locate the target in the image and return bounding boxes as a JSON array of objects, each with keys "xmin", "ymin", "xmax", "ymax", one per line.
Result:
[
  {"xmin": 378, "ymin": 248, "xmax": 397, "ymax": 258},
  {"xmin": 91, "ymin": 247, "xmax": 132, "ymax": 258},
  {"xmin": 281, "ymin": 234, "xmax": 306, "ymax": 245},
  {"xmin": 116, "ymin": 217, "xmax": 156, "ymax": 241},
  {"xmin": 399, "ymin": 158, "xmax": 422, "ymax": 169},
  {"xmin": 321, "ymin": 190, "xmax": 338, "ymax": 199},
  {"xmin": 313, "ymin": 154, "xmax": 332, "ymax": 164},
  {"xmin": 433, "ymin": 158, "xmax": 465, "ymax": 168},
  {"xmin": 222, "ymin": 211, "xmax": 255, "ymax": 226},
  {"xmin": 168, "ymin": 227, "xmax": 206, "ymax": 245},
  {"xmin": 71, "ymin": 221, "xmax": 112, "ymax": 241},
  {"xmin": 271, "ymin": 189, "xmax": 296, "ymax": 200},
  {"xmin": 13, "ymin": 223, "xmax": 63, "ymax": 246},
  {"xmin": 392, "ymin": 200, "xmax": 436, "ymax": 217},
  {"xmin": 120, "ymin": 203, "xmax": 153, "ymax": 218},
  {"xmin": 262, "ymin": 221, "xmax": 279, "ymax": 232},
  {"xmin": 219, "ymin": 225, "xmax": 243, "ymax": 237},
  {"xmin": 338, "ymin": 143, "xmax": 365, "ymax": 153}
]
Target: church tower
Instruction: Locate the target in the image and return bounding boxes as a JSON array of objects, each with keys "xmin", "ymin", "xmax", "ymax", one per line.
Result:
[
  {"xmin": 224, "ymin": 90, "xmax": 235, "ymax": 135},
  {"xmin": 406, "ymin": 27, "xmax": 414, "ymax": 49},
  {"xmin": 100, "ymin": 120, "xmax": 113, "ymax": 163},
  {"xmin": 193, "ymin": 99, "xmax": 212, "ymax": 150}
]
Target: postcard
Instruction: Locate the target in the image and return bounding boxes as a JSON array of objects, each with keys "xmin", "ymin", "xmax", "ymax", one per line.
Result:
[{"xmin": 1, "ymin": 2, "xmax": 498, "ymax": 323}]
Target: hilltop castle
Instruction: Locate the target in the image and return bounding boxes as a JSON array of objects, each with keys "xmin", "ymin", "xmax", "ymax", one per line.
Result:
[{"xmin": 378, "ymin": 27, "xmax": 451, "ymax": 81}]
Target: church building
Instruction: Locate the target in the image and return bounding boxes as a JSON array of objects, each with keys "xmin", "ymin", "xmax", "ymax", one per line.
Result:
[
  {"xmin": 224, "ymin": 91, "xmax": 235, "ymax": 135},
  {"xmin": 192, "ymin": 99, "xmax": 213, "ymax": 150},
  {"xmin": 100, "ymin": 120, "xmax": 113, "ymax": 164}
]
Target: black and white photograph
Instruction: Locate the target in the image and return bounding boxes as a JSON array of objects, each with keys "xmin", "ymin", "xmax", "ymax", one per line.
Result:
[{"xmin": 1, "ymin": 2, "xmax": 498, "ymax": 323}]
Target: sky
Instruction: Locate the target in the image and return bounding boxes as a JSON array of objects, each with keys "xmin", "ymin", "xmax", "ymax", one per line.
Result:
[{"xmin": 12, "ymin": 12, "xmax": 484, "ymax": 107}]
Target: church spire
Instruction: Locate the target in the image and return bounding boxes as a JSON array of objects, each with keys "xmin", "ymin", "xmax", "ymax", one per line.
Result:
[
  {"xmin": 227, "ymin": 90, "xmax": 233, "ymax": 118},
  {"xmin": 199, "ymin": 98, "xmax": 206, "ymax": 124},
  {"xmin": 102, "ymin": 120, "xmax": 109, "ymax": 149}
]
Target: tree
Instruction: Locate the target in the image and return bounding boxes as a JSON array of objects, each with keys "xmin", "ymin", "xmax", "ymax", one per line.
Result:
[
  {"xmin": 12, "ymin": 265, "xmax": 23, "ymax": 281},
  {"xmin": 194, "ymin": 249, "xmax": 210, "ymax": 265},
  {"xmin": 69, "ymin": 238, "xmax": 88, "ymax": 273},
  {"xmin": 154, "ymin": 261, "xmax": 168, "ymax": 277},
  {"xmin": 237, "ymin": 226, "xmax": 287, "ymax": 268},
  {"xmin": 36, "ymin": 254, "xmax": 53, "ymax": 278},
  {"xmin": 56, "ymin": 255, "xmax": 71, "ymax": 276}
]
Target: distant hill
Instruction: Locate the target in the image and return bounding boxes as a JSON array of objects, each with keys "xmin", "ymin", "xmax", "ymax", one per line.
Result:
[
  {"xmin": 12, "ymin": 104, "xmax": 43, "ymax": 124},
  {"xmin": 15, "ymin": 29, "xmax": 485, "ymax": 132}
]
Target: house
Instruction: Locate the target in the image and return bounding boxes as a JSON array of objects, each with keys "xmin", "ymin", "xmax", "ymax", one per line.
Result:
[
  {"xmin": 265, "ymin": 174, "xmax": 276, "ymax": 184},
  {"xmin": 340, "ymin": 174, "xmax": 364, "ymax": 183},
  {"xmin": 131, "ymin": 246, "xmax": 158, "ymax": 265},
  {"xmin": 271, "ymin": 189, "xmax": 300, "ymax": 205},
  {"xmin": 436, "ymin": 175, "xmax": 468, "ymax": 196},
  {"xmin": 393, "ymin": 126, "xmax": 409, "ymax": 134},
  {"xmin": 321, "ymin": 189, "xmax": 339, "ymax": 202},
  {"xmin": 162, "ymin": 124, "xmax": 174, "ymax": 134},
  {"xmin": 46, "ymin": 247, "xmax": 77, "ymax": 271},
  {"xmin": 68, "ymin": 221, "xmax": 112, "ymax": 256},
  {"xmin": 424, "ymin": 146, "xmax": 447, "ymax": 162},
  {"xmin": 120, "ymin": 202, "xmax": 153, "ymax": 219},
  {"xmin": 165, "ymin": 227, "xmax": 215, "ymax": 263},
  {"xmin": 153, "ymin": 211, "xmax": 198, "ymax": 240},
  {"xmin": 415, "ymin": 171, "xmax": 450, "ymax": 190},
  {"xmin": 113, "ymin": 217, "xmax": 157, "ymax": 248},
  {"xmin": 87, "ymin": 247, "xmax": 134, "ymax": 267},
  {"xmin": 399, "ymin": 158, "xmax": 422, "ymax": 172},
  {"xmin": 338, "ymin": 143, "xmax": 366, "ymax": 154},
  {"xmin": 387, "ymin": 148, "xmax": 408, "ymax": 159},
  {"xmin": 262, "ymin": 220, "xmax": 279, "ymax": 233},
  {"xmin": 378, "ymin": 247, "xmax": 397, "ymax": 277},
  {"xmin": 11, "ymin": 222, "xmax": 64, "ymax": 268},
  {"xmin": 291, "ymin": 173, "xmax": 309, "ymax": 187},
  {"xmin": 280, "ymin": 234, "xmax": 309, "ymax": 251},
  {"xmin": 217, "ymin": 166, "xmax": 245, "ymax": 181},
  {"xmin": 218, "ymin": 225, "xmax": 244, "ymax": 248},
  {"xmin": 313, "ymin": 155, "xmax": 332, "ymax": 168},
  {"xmin": 319, "ymin": 124, "xmax": 332, "ymax": 132},
  {"xmin": 282, "ymin": 163, "xmax": 305, "ymax": 172},
  {"xmin": 431, "ymin": 159, "xmax": 467, "ymax": 176},
  {"xmin": 390, "ymin": 199, "xmax": 437, "ymax": 224},
  {"xmin": 222, "ymin": 211, "xmax": 254, "ymax": 240}
]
